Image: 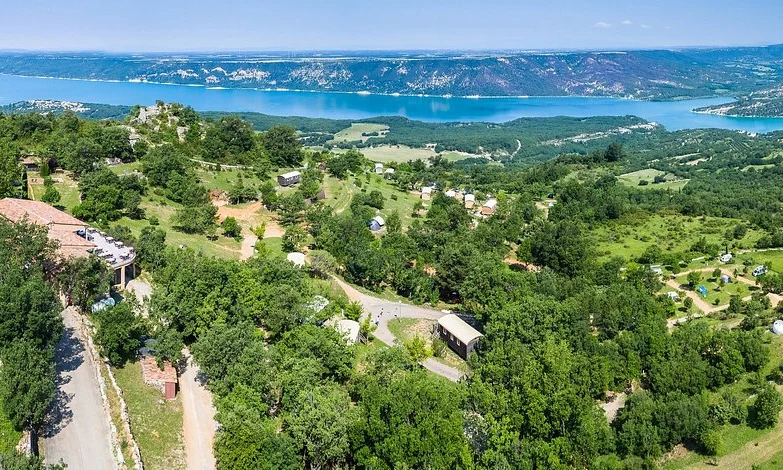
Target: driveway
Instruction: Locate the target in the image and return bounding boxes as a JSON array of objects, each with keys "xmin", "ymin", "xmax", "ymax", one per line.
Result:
[
  {"xmin": 180, "ymin": 350, "xmax": 217, "ymax": 470},
  {"xmin": 43, "ymin": 307, "xmax": 115, "ymax": 470},
  {"xmin": 332, "ymin": 277, "xmax": 463, "ymax": 381}
]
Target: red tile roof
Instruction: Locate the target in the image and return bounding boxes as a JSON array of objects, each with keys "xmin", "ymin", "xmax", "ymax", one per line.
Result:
[
  {"xmin": 0, "ymin": 198, "xmax": 93, "ymax": 259},
  {"xmin": 0, "ymin": 198, "xmax": 85, "ymax": 227}
]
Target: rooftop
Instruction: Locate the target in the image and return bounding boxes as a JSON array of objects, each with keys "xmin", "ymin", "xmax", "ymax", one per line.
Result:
[
  {"xmin": 0, "ymin": 198, "xmax": 135, "ymax": 267},
  {"xmin": 438, "ymin": 314, "xmax": 482, "ymax": 344},
  {"xmin": 280, "ymin": 170, "xmax": 301, "ymax": 178},
  {"xmin": 0, "ymin": 197, "xmax": 85, "ymax": 227}
]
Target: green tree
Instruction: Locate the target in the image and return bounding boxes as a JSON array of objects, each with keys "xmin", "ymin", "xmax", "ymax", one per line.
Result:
[
  {"xmin": 94, "ymin": 303, "xmax": 143, "ymax": 366},
  {"xmin": 262, "ymin": 126, "xmax": 302, "ymax": 167},
  {"xmin": 352, "ymin": 370, "xmax": 473, "ymax": 469},
  {"xmin": 0, "ymin": 340, "xmax": 56, "ymax": 436},
  {"xmin": 344, "ymin": 301, "xmax": 363, "ymax": 321},
  {"xmin": 137, "ymin": 226, "xmax": 167, "ymax": 272},
  {"xmin": 687, "ymin": 271, "xmax": 702, "ymax": 288},
  {"xmin": 751, "ymin": 383, "xmax": 782, "ymax": 429},
  {"xmin": 282, "ymin": 225, "xmax": 306, "ymax": 252},
  {"xmin": 287, "ymin": 384, "xmax": 355, "ymax": 469},
  {"xmin": 385, "ymin": 210, "xmax": 402, "ymax": 234},
  {"xmin": 404, "ymin": 335, "xmax": 431, "ymax": 363},
  {"xmin": 57, "ymin": 255, "xmax": 111, "ymax": 311},
  {"xmin": 222, "ymin": 216, "xmax": 242, "ymax": 239},
  {"xmin": 40, "ymin": 185, "xmax": 61, "ymax": 205}
]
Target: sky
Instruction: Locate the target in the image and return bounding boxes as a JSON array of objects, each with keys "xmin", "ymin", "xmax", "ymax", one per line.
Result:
[{"xmin": 1, "ymin": 0, "xmax": 781, "ymax": 52}]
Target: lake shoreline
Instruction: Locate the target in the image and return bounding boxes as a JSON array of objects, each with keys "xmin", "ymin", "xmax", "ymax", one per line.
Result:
[{"xmin": 2, "ymin": 74, "xmax": 783, "ymax": 132}]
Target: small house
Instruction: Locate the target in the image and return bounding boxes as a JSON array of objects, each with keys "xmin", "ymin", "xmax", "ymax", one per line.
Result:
[
  {"xmin": 140, "ymin": 355, "xmax": 178, "ymax": 400},
  {"xmin": 464, "ymin": 194, "xmax": 476, "ymax": 209},
  {"xmin": 277, "ymin": 171, "xmax": 302, "ymax": 187},
  {"xmin": 369, "ymin": 215, "xmax": 385, "ymax": 232},
  {"xmin": 481, "ymin": 199, "xmax": 498, "ymax": 216},
  {"xmin": 286, "ymin": 252, "xmax": 306, "ymax": 267},
  {"xmin": 374, "ymin": 163, "xmax": 384, "ymax": 174},
  {"xmin": 437, "ymin": 314, "xmax": 482, "ymax": 360},
  {"xmin": 445, "ymin": 189, "xmax": 457, "ymax": 198},
  {"xmin": 753, "ymin": 265, "xmax": 768, "ymax": 277},
  {"xmin": 421, "ymin": 186, "xmax": 433, "ymax": 200},
  {"xmin": 384, "ymin": 168, "xmax": 395, "ymax": 179},
  {"xmin": 720, "ymin": 253, "xmax": 733, "ymax": 263}
]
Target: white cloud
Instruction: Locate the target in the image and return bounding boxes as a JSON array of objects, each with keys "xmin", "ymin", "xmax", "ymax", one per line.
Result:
[
  {"xmin": 621, "ymin": 20, "xmax": 633, "ymax": 25},
  {"xmin": 641, "ymin": 24, "xmax": 652, "ymax": 29},
  {"xmin": 593, "ymin": 21, "xmax": 612, "ymax": 28}
]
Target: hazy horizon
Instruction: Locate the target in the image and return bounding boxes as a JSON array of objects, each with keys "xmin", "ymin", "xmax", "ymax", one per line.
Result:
[{"xmin": 1, "ymin": 0, "xmax": 781, "ymax": 52}]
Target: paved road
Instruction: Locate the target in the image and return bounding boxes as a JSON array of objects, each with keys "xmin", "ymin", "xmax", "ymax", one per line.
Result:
[
  {"xmin": 180, "ymin": 350, "xmax": 218, "ymax": 470},
  {"xmin": 43, "ymin": 308, "xmax": 115, "ymax": 470},
  {"xmin": 332, "ymin": 277, "xmax": 463, "ymax": 381}
]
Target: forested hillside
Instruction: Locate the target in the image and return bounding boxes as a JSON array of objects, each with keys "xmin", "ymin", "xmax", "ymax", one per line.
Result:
[
  {"xmin": 2, "ymin": 104, "xmax": 783, "ymax": 468},
  {"xmin": 2, "ymin": 45, "xmax": 783, "ymax": 98}
]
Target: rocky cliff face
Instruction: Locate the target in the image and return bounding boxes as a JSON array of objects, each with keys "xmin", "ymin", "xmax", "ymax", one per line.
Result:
[{"xmin": 1, "ymin": 45, "xmax": 782, "ymax": 99}]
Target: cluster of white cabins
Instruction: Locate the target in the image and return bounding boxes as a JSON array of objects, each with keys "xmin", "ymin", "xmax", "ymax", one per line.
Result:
[{"xmin": 421, "ymin": 185, "xmax": 498, "ymax": 216}]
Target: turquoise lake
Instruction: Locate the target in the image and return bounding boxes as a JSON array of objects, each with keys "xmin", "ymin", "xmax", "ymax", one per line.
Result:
[{"xmin": 2, "ymin": 74, "xmax": 783, "ymax": 132}]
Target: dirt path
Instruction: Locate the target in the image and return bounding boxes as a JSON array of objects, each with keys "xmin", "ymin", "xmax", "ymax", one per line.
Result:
[
  {"xmin": 43, "ymin": 308, "xmax": 116, "ymax": 470},
  {"xmin": 180, "ymin": 350, "xmax": 217, "ymax": 470},
  {"xmin": 214, "ymin": 201, "xmax": 283, "ymax": 260},
  {"xmin": 331, "ymin": 277, "xmax": 463, "ymax": 382},
  {"xmin": 664, "ymin": 267, "xmax": 770, "ymax": 329}
]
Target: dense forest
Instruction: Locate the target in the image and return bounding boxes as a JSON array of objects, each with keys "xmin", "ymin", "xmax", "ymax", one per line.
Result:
[{"xmin": 2, "ymin": 103, "xmax": 783, "ymax": 468}]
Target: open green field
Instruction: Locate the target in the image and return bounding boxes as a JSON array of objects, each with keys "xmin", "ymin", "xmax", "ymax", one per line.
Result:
[
  {"xmin": 195, "ymin": 167, "xmax": 264, "ymax": 193},
  {"xmin": 113, "ymin": 362, "xmax": 186, "ymax": 470},
  {"xmin": 117, "ymin": 196, "xmax": 243, "ymax": 259},
  {"xmin": 617, "ymin": 169, "xmax": 689, "ymax": 191},
  {"xmin": 736, "ymin": 250, "xmax": 783, "ymax": 276},
  {"xmin": 353, "ymin": 145, "xmax": 438, "ymax": 163},
  {"xmin": 321, "ymin": 173, "xmax": 421, "ymax": 227},
  {"xmin": 28, "ymin": 171, "xmax": 81, "ymax": 212},
  {"xmin": 592, "ymin": 212, "xmax": 765, "ymax": 261},
  {"xmin": 107, "ymin": 162, "xmax": 142, "ymax": 175},
  {"xmin": 331, "ymin": 123, "xmax": 389, "ymax": 143}
]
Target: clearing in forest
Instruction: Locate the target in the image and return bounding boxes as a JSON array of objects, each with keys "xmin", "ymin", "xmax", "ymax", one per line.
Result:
[{"xmin": 331, "ymin": 123, "xmax": 389, "ymax": 143}]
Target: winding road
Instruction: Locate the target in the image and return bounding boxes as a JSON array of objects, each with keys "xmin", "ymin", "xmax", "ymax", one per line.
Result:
[
  {"xmin": 332, "ymin": 277, "xmax": 463, "ymax": 381},
  {"xmin": 43, "ymin": 308, "xmax": 116, "ymax": 470}
]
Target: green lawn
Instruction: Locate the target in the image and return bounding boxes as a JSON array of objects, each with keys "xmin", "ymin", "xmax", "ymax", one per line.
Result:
[
  {"xmin": 591, "ymin": 212, "xmax": 765, "ymax": 261},
  {"xmin": 331, "ymin": 123, "xmax": 388, "ymax": 143},
  {"xmin": 617, "ymin": 169, "xmax": 689, "ymax": 191},
  {"xmin": 0, "ymin": 403, "xmax": 20, "ymax": 453},
  {"xmin": 112, "ymin": 362, "xmax": 186, "ymax": 470},
  {"xmin": 116, "ymin": 196, "xmax": 243, "ymax": 259},
  {"xmin": 356, "ymin": 145, "xmax": 438, "ymax": 164},
  {"xmin": 195, "ymin": 167, "xmax": 264, "ymax": 193},
  {"xmin": 736, "ymin": 250, "xmax": 783, "ymax": 276},
  {"xmin": 323, "ymin": 174, "xmax": 421, "ymax": 228},
  {"xmin": 28, "ymin": 171, "xmax": 81, "ymax": 212}
]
